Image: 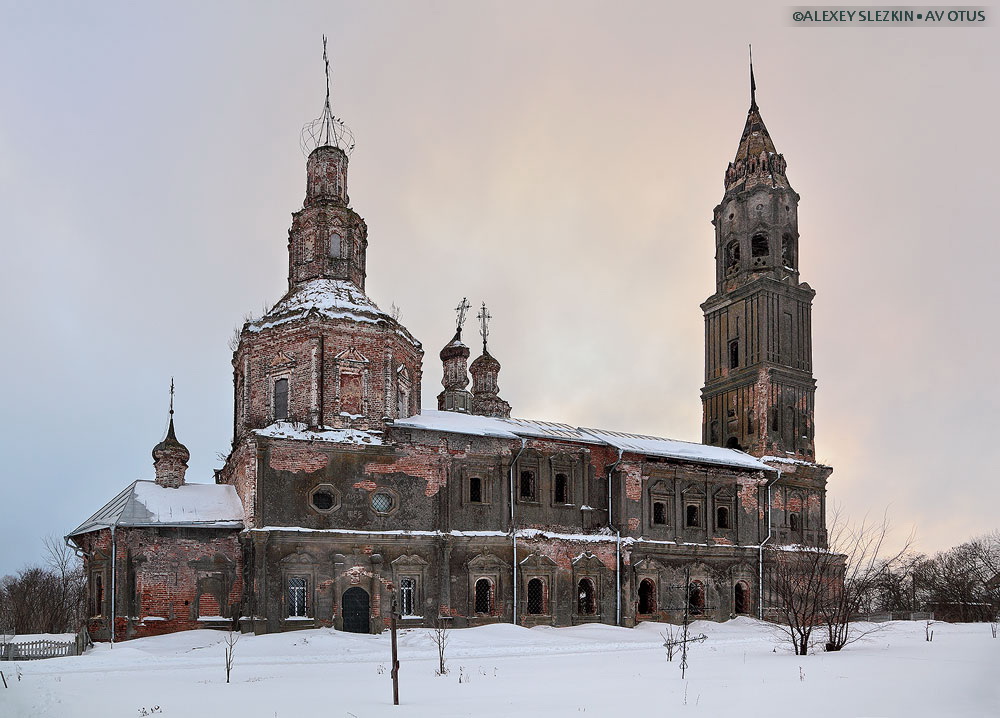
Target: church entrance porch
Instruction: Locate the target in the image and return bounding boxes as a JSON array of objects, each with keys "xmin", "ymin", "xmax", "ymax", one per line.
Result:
[{"xmin": 342, "ymin": 587, "xmax": 370, "ymax": 633}]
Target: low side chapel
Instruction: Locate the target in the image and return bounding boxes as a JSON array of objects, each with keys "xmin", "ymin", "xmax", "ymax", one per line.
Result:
[{"xmin": 69, "ymin": 54, "xmax": 832, "ymax": 640}]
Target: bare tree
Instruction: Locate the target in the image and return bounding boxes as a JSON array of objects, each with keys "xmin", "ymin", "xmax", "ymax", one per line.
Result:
[
  {"xmin": 223, "ymin": 630, "xmax": 240, "ymax": 683},
  {"xmin": 429, "ymin": 617, "xmax": 450, "ymax": 676},
  {"xmin": 765, "ymin": 509, "xmax": 912, "ymax": 655},
  {"xmin": 821, "ymin": 512, "xmax": 913, "ymax": 651}
]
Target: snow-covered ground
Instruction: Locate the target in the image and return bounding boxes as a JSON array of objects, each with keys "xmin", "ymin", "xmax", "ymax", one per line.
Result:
[{"xmin": 1, "ymin": 619, "xmax": 996, "ymax": 717}]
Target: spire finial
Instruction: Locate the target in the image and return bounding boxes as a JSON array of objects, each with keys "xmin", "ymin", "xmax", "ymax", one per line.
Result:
[
  {"xmin": 477, "ymin": 302, "xmax": 491, "ymax": 353},
  {"xmin": 455, "ymin": 297, "xmax": 471, "ymax": 336},
  {"xmin": 169, "ymin": 377, "xmax": 175, "ymax": 416},
  {"xmin": 749, "ymin": 44, "xmax": 758, "ymax": 112},
  {"xmin": 300, "ymin": 35, "xmax": 356, "ymax": 156}
]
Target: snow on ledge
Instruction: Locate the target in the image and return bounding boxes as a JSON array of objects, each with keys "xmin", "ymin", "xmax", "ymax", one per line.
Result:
[{"xmin": 254, "ymin": 421, "xmax": 384, "ymax": 445}]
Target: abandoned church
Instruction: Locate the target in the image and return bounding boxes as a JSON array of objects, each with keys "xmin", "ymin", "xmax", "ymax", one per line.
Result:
[{"xmin": 68, "ymin": 62, "xmax": 833, "ymax": 640}]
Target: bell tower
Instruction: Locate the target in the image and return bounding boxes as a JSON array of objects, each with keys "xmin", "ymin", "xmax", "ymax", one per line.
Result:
[
  {"xmin": 701, "ymin": 58, "xmax": 817, "ymax": 460},
  {"xmin": 287, "ymin": 39, "xmax": 367, "ymax": 291}
]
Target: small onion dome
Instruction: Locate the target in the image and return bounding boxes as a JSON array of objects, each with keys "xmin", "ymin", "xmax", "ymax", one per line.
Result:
[
  {"xmin": 440, "ymin": 329, "xmax": 470, "ymax": 362},
  {"xmin": 152, "ymin": 416, "xmax": 190, "ymax": 464},
  {"xmin": 470, "ymin": 350, "xmax": 500, "ymax": 374}
]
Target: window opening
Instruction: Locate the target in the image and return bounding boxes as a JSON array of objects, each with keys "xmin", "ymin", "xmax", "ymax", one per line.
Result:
[
  {"xmin": 652, "ymin": 501, "xmax": 667, "ymax": 526},
  {"xmin": 371, "ymin": 492, "xmax": 394, "ymax": 514},
  {"xmin": 288, "ymin": 577, "xmax": 308, "ymax": 617},
  {"xmin": 689, "ymin": 581, "xmax": 705, "ymax": 615},
  {"xmin": 577, "ymin": 578, "xmax": 596, "ymax": 615},
  {"xmin": 686, "ymin": 503, "xmax": 700, "ymax": 528},
  {"xmin": 93, "ymin": 574, "xmax": 104, "ymax": 616},
  {"xmin": 751, "ymin": 234, "xmax": 769, "ymax": 257},
  {"xmin": 789, "ymin": 512, "xmax": 800, "ymax": 532},
  {"xmin": 474, "ymin": 578, "xmax": 493, "ymax": 614},
  {"xmin": 526, "ymin": 578, "xmax": 545, "ymax": 615},
  {"xmin": 717, "ymin": 505, "xmax": 731, "ymax": 529},
  {"xmin": 312, "ymin": 490, "xmax": 334, "ymax": 511},
  {"xmin": 729, "ymin": 339, "xmax": 739, "ymax": 369},
  {"xmin": 554, "ymin": 473, "xmax": 569, "ymax": 504},
  {"xmin": 725, "ymin": 240, "xmax": 741, "ymax": 275},
  {"xmin": 399, "ymin": 577, "xmax": 415, "ymax": 616},
  {"xmin": 637, "ymin": 578, "xmax": 656, "ymax": 614},
  {"xmin": 329, "ymin": 231, "xmax": 342, "ymax": 258},
  {"xmin": 469, "ymin": 476, "xmax": 483, "ymax": 504},
  {"xmin": 519, "ymin": 470, "xmax": 536, "ymax": 501},
  {"xmin": 273, "ymin": 378, "xmax": 289, "ymax": 421}
]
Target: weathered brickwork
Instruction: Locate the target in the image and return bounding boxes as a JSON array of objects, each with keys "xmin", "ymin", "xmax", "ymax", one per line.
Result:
[
  {"xmin": 77, "ymin": 527, "xmax": 242, "ymax": 641},
  {"xmin": 72, "ymin": 75, "xmax": 834, "ymax": 640}
]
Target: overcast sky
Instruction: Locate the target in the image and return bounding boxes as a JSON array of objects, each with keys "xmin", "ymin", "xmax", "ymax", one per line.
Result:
[{"xmin": 1, "ymin": 1, "xmax": 996, "ymax": 577}]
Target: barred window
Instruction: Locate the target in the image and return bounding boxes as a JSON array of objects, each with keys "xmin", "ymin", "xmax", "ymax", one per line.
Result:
[
  {"xmin": 519, "ymin": 470, "xmax": 536, "ymax": 501},
  {"xmin": 474, "ymin": 578, "xmax": 493, "ymax": 614},
  {"xmin": 288, "ymin": 577, "xmax": 308, "ymax": 617},
  {"xmin": 399, "ymin": 577, "xmax": 415, "ymax": 617},
  {"xmin": 526, "ymin": 578, "xmax": 545, "ymax": 615},
  {"xmin": 652, "ymin": 501, "xmax": 667, "ymax": 525},
  {"xmin": 371, "ymin": 492, "xmax": 394, "ymax": 514},
  {"xmin": 577, "ymin": 578, "xmax": 596, "ymax": 615},
  {"xmin": 716, "ymin": 505, "xmax": 731, "ymax": 529}
]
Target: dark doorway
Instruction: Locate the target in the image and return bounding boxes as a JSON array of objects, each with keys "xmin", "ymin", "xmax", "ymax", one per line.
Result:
[
  {"xmin": 734, "ymin": 581, "xmax": 749, "ymax": 615},
  {"xmin": 637, "ymin": 578, "xmax": 656, "ymax": 614},
  {"xmin": 342, "ymin": 587, "xmax": 370, "ymax": 634}
]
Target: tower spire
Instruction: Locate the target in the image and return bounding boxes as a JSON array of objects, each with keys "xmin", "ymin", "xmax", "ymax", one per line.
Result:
[
  {"xmin": 300, "ymin": 35, "xmax": 355, "ymax": 156},
  {"xmin": 153, "ymin": 378, "xmax": 189, "ymax": 488},
  {"xmin": 749, "ymin": 44, "xmax": 757, "ymax": 111}
]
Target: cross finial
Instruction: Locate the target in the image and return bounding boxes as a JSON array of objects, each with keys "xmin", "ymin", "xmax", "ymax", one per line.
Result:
[
  {"xmin": 169, "ymin": 377, "xmax": 175, "ymax": 416},
  {"xmin": 749, "ymin": 44, "xmax": 758, "ymax": 111},
  {"xmin": 455, "ymin": 297, "xmax": 471, "ymax": 335},
  {"xmin": 322, "ymin": 34, "xmax": 331, "ymax": 108},
  {"xmin": 477, "ymin": 302, "xmax": 491, "ymax": 352}
]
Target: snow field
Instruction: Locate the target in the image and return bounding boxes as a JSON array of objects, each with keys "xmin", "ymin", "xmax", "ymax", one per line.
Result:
[{"xmin": 1, "ymin": 618, "xmax": 996, "ymax": 717}]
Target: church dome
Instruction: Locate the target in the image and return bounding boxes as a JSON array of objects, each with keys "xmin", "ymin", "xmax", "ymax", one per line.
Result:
[{"xmin": 152, "ymin": 417, "xmax": 190, "ymax": 464}]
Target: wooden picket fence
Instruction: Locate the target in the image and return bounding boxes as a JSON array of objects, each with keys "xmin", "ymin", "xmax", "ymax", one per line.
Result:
[{"xmin": 1, "ymin": 627, "xmax": 91, "ymax": 661}]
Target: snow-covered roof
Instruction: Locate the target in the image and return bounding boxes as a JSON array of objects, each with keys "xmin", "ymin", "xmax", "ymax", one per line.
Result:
[
  {"xmin": 254, "ymin": 422, "xmax": 384, "ymax": 445},
  {"xmin": 392, "ymin": 410, "xmax": 770, "ymax": 471},
  {"xmin": 68, "ymin": 481, "xmax": 244, "ymax": 537},
  {"xmin": 245, "ymin": 279, "xmax": 420, "ymax": 348}
]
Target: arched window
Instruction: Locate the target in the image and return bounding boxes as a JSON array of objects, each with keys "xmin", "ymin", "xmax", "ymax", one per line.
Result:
[
  {"xmin": 709, "ymin": 420, "xmax": 719, "ymax": 444},
  {"xmin": 329, "ymin": 231, "xmax": 342, "ymax": 258},
  {"xmin": 469, "ymin": 476, "xmax": 482, "ymax": 504},
  {"xmin": 637, "ymin": 578, "xmax": 656, "ymax": 614},
  {"xmin": 474, "ymin": 578, "xmax": 493, "ymax": 614},
  {"xmin": 554, "ymin": 473, "xmax": 569, "ymax": 504},
  {"xmin": 688, "ymin": 581, "xmax": 705, "ymax": 615},
  {"xmin": 725, "ymin": 240, "xmax": 741, "ymax": 274},
  {"xmin": 789, "ymin": 512, "xmax": 800, "ymax": 532},
  {"xmin": 751, "ymin": 234, "xmax": 769, "ymax": 257},
  {"xmin": 725, "ymin": 436, "xmax": 741, "ymax": 450},
  {"xmin": 734, "ymin": 581, "xmax": 749, "ymax": 615},
  {"xmin": 781, "ymin": 234, "xmax": 795, "ymax": 268},
  {"xmin": 716, "ymin": 505, "xmax": 731, "ymax": 530},
  {"xmin": 729, "ymin": 339, "xmax": 740, "ymax": 369},
  {"xmin": 526, "ymin": 578, "xmax": 545, "ymax": 615},
  {"xmin": 652, "ymin": 501, "xmax": 667, "ymax": 526},
  {"xmin": 399, "ymin": 577, "xmax": 415, "ymax": 616},
  {"xmin": 273, "ymin": 378, "xmax": 289, "ymax": 421},
  {"xmin": 577, "ymin": 578, "xmax": 596, "ymax": 615},
  {"xmin": 686, "ymin": 504, "xmax": 700, "ymax": 528}
]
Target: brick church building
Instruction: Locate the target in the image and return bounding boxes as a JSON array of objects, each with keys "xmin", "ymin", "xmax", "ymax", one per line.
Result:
[{"xmin": 68, "ymin": 63, "xmax": 832, "ymax": 641}]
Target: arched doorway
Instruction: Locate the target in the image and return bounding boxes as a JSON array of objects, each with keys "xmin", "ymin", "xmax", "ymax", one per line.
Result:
[
  {"xmin": 637, "ymin": 578, "xmax": 656, "ymax": 614},
  {"xmin": 342, "ymin": 587, "xmax": 370, "ymax": 634},
  {"xmin": 688, "ymin": 581, "xmax": 705, "ymax": 615},
  {"xmin": 734, "ymin": 581, "xmax": 749, "ymax": 615}
]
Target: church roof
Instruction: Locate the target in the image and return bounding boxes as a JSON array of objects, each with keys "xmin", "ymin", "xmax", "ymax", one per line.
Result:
[
  {"xmin": 245, "ymin": 278, "xmax": 421, "ymax": 348},
  {"xmin": 393, "ymin": 410, "xmax": 770, "ymax": 471},
  {"xmin": 68, "ymin": 480, "xmax": 244, "ymax": 538}
]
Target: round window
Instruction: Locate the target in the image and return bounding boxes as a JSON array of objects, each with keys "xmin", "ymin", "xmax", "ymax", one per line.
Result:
[
  {"xmin": 312, "ymin": 491, "xmax": 335, "ymax": 511},
  {"xmin": 371, "ymin": 491, "xmax": 394, "ymax": 514}
]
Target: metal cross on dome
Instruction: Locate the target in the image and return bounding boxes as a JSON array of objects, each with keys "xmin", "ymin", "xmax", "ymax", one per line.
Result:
[
  {"xmin": 455, "ymin": 297, "xmax": 471, "ymax": 335},
  {"xmin": 477, "ymin": 302, "xmax": 491, "ymax": 352},
  {"xmin": 169, "ymin": 377, "xmax": 175, "ymax": 416}
]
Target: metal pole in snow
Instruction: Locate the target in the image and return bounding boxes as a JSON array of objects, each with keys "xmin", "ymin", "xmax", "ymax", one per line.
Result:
[{"xmin": 390, "ymin": 594, "xmax": 400, "ymax": 706}]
